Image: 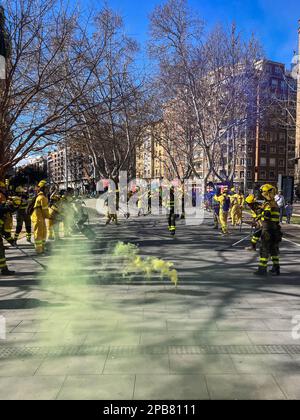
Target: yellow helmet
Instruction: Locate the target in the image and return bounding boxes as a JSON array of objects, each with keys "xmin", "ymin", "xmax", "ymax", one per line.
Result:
[
  {"xmin": 260, "ymin": 184, "xmax": 276, "ymax": 201},
  {"xmin": 245, "ymin": 194, "xmax": 255, "ymax": 204},
  {"xmin": 38, "ymin": 180, "xmax": 47, "ymax": 188},
  {"xmin": 15, "ymin": 186, "xmax": 25, "ymax": 194}
]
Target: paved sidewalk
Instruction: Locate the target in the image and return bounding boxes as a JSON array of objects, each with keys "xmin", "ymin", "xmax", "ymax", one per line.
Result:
[{"xmin": 0, "ymin": 213, "xmax": 300, "ymax": 400}]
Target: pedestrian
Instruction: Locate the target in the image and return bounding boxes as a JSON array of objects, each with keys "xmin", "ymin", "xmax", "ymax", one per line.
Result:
[
  {"xmin": 60, "ymin": 187, "xmax": 75, "ymax": 236},
  {"xmin": 255, "ymin": 184, "xmax": 282, "ymax": 276},
  {"xmin": 167, "ymin": 186, "xmax": 176, "ymax": 236},
  {"xmin": 216, "ymin": 186, "xmax": 231, "ymax": 235},
  {"xmin": 275, "ymin": 190, "xmax": 285, "ymax": 223},
  {"xmin": 0, "ymin": 198, "xmax": 21, "ymax": 275},
  {"xmin": 212, "ymin": 188, "xmax": 221, "ymax": 230},
  {"xmin": 48, "ymin": 193, "xmax": 63, "ymax": 241},
  {"xmin": 0, "ymin": 180, "xmax": 8, "ymax": 204},
  {"xmin": 105, "ymin": 189, "xmax": 118, "ymax": 225},
  {"xmin": 14, "ymin": 186, "xmax": 32, "ymax": 244},
  {"xmin": 31, "ymin": 180, "xmax": 49, "ymax": 254},
  {"xmin": 230, "ymin": 189, "xmax": 244, "ymax": 226},
  {"xmin": 244, "ymin": 194, "xmax": 263, "ymax": 251},
  {"xmin": 285, "ymin": 201, "xmax": 293, "ymax": 224}
]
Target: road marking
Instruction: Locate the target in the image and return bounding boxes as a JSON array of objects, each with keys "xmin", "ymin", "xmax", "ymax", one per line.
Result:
[{"xmin": 283, "ymin": 237, "xmax": 300, "ymax": 247}]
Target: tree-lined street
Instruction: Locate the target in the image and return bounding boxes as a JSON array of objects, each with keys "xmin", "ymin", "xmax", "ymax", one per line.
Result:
[
  {"xmin": 0, "ymin": 207, "xmax": 300, "ymax": 400},
  {"xmin": 1, "ymin": 0, "xmax": 300, "ymax": 403}
]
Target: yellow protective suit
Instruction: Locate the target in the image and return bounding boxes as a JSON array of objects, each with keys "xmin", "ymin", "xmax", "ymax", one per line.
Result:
[
  {"xmin": 216, "ymin": 193, "xmax": 230, "ymax": 234},
  {"xmin": 48, "ymin": 206, "xmax": 60, "ymax": 240},
  {"xmin": 230, "ymin": 193, "xmax": 244, "ymax": 226},
  {"xmin": 31, "ymin": 192, "xmax": 49, "ymax": 254},
  {"xmin": 3, "ymin": 213, "xmax": 13, "ymax": 242}
]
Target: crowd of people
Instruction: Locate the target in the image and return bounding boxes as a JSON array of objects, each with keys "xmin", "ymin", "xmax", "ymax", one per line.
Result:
[
  {"xmin": 0, "ymin": 179, "xmax": 88, "ymax": 275},
  {"xmin": 0, "ymin": 177, "xmax": 294, "ymax": 277},
  {"xmin": 205, "ymin": 184, "xmax": 286, "ymax": 276}
]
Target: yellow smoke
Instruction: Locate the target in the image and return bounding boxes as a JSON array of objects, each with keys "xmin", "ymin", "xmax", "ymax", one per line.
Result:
[{"xmin": 113, "ymin": 241, "xmax": 178, "ymax": 287}]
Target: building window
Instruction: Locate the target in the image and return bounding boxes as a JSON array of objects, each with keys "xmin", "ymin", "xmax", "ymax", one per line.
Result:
[
  {"xmin": 247, "ymin": 158, "xmax": 252, "ymax": 165},
  {"xmin": 274, "ymin": 66, "xmax": 281, "ymax": 75},
  {"xmin": 269, "ymin": 171, "xmax": 275, "ymax": 179},
  {"xmin": 269, "ymin": 158, "xmax": 276, "ymax": 167},
  {"xmin": 260, "ymin": 157, "xmax": 267, "ymax": 166},
  {"xmin": 279, "ymin": 133, "xmax": 285, "ymax": 142},
  {"xmin": 270, "ymin": 146, "xmax": 276, "ymax": 154},
  {"xmin": 279, "ymin": 146, "xmax": 285, "ymax": 154},
  {"xmin": 247, "ymin": 171, "xmax": 252, "ymax": 179},
  {"xmin": 278, "ymin": 159, "xmax": 284, "ymax": 167},
  {"xmin": 260, "ymin": 171, "xmax": 266, "ymax": 179},
  {"xmin": 271, "ymin": 79, "xmax": 278, "ymax": 88},
  {"xmin": 271, "ymin": 132, "xmax": 277, "ymax": 142},
  {"xmin": 240, "ymin": 171, "xmax": 245, "ymax": 179},
  {"xmin": 260, "ymin": 144, "xmax": 267, "ymax": 153},
  {"xmin": 240, "ymin": 158, "xmax": 245, "ymax": 165}
]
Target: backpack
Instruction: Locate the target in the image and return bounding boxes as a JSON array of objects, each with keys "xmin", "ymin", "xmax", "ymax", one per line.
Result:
[{"xmin": 26, "ymin": 196, "xmax": 37, "ymax": 216}]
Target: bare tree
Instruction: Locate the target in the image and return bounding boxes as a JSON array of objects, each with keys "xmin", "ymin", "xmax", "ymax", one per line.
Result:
[
  {"xmin": 149, "ymin": 0, "xmax": 263, "ymax": 184},
  {"xmin": 70, "ymin": 7, "xmax": 151, "ymax": 184},
  {"xmin": 0, "ymin": 0, "xmax": 98, "ymax": 178}
]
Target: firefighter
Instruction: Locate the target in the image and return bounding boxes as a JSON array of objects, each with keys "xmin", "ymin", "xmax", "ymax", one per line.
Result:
[
  {"xmin": 14, "ymin": 186, "xmax": 32, "ymax": 244},
  {"xmin": 244, "ymin": 194, "xmax": 263, "ymax": 251},
  {"xmin": 31, "ymin": 180, "xmax": 49, "ymax": 254},
  {"xmin": 230, "ymin": 189, "xmax": 244, "ymax": 226},
  {"xmin": 2, "ymin": 196, "xmax": 21, "ymax": 245},
  {"xmin": 48, "ymin": 193, "xmax": 62, "ymax": 241},
  {"xmin": 216, "ymin": 186, "xmax": 231, "ymax": 234},
  {"xmin": 0, "ymin": 182, "xmax": 12, "ymax": 247},
  {"xmin": 60, "ymin": 188, "xmax": 75, "ymax": 236},
  {"xmin": 167, "ymin": 186, "xmax": 176, "ymax": 236},
  {"xmin": 162, "ymin": 186, "xmax": 178, "ymax": 237},
  {"xmin": 255, "ymin": 184, "xmax": 282, "ymax": 276},
  {"xmin": 212, "ymin": 188, "xmax": 221, "ymax": 229},
  {"xmin": 105, "ymin": 189, "xmax": 118, "ymax": 225},
  {"xmin": 0, "ymin": 198, "xmax": 21, "ymax": 275},
  {"xmin": 0, "ymin": 179, "xmax": 13, "ymax": 244},
  {"xmin": 0, "ymin": 180, "xmax": 7, "ymax": 204}
]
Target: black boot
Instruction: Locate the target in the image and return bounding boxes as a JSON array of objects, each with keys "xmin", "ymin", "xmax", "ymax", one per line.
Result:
[
  {"xmin": 1, "ymin": 267, "xmax": 15, "ymax": 276},
  {"xmin": 254, "ymin": 267, "xmax": 267, "ymax": 276},
  {"xmin": 269, "ymin": 265, "xmax": 280, "ymax": 276}
]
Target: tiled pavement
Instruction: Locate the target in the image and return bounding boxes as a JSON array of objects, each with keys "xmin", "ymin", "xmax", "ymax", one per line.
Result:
[{"xmin": 0, "ymin": 211, "xmax": 300, "ymax": 400}]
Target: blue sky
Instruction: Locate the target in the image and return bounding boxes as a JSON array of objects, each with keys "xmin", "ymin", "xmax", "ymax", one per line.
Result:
[{"xmin": 82, "ymin": 0, "xmax": 299, "ymax": 68}]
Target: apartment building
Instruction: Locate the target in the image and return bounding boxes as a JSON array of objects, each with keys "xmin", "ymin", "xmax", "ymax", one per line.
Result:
[
  {"xmin": 136, "ymin": 124, "xmax": 170, "ymax": 180},
  {"xmin": 47, "ymin": 147, "xmax": 94, "ymax": 191},
  {"xmin": 137, "ymin": 59, "xmax": 296, "ymax": 193}
]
